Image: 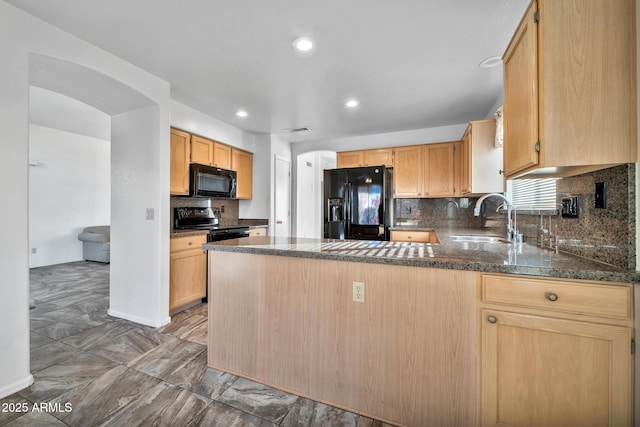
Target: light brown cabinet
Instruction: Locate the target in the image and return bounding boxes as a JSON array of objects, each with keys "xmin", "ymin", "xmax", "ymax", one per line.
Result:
[
  {"xmin": 248, "ymin": 227, "xmax": 267, "ymax": 237},
  {"xmin": 480, "ymin": 274, "xmax": 633, "ymax": 427},
  {"xmin": 170, "ymin": 128, "xmax": 191, "ymax": 195},
  {"xmin": 503, "ymin": 0, "xmax": 636, "ymax": 178},
  {"xmin": 231, "ymin": 148, "xmax": 253, "ymax": 199},
  {"xmin": 336, "ymin": 148, "xmax": 393, "ymax": 168},
  {"xmin": 170, "ymin": 235, "xmax": 207, "ymax": 311},
  {"xmin": 212, "ymin": 142, "xmax": 231, "ymax": 169},
  {"xmin": 393, "ymin": 145, "xmax": 422, "ymax": 197},
  {"xmin": 170, "ymin": 128, "xmax": 253, "ymax": 199},
  {"xmin": 394, "ymin": 142, "xmax": 457, "ymax": 198},
  {"xmin": 190, "ymin": 135, "xmax": 232, "ymax": 169},
  {"xmin": 390, "ymin": 230, "xmax": 440, "ymax": 244},
  {"xmin": 422, "ymin": 142, "xmax": 455, "ymax": 197},
  {"xmin": 460, "ymin": 119, "xmax": 503, "ymax": 195},
  {"xmin": 190, "ymin": 135, "xmax": 214, "ymax": 166}
]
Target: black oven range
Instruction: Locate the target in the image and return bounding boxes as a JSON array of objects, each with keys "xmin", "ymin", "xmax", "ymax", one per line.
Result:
[{"xmin": 174, "ymin": 207, "xmax": 250, "ymax": 242}]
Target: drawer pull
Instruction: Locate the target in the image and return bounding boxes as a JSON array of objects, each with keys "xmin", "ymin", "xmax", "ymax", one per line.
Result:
[
  {"xmin": 546, "ymin": 292, "xmax": 558, "ymax": 302},
  {"xmin": 188, "ymin": 242, "xmax": 192, "ymax": 246},
  {"xmin": 487, "ymin": 315, "xmax": 497, "ymax": 324}
]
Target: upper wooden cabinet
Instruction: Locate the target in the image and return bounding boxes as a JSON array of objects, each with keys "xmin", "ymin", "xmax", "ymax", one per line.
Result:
[
  {"xmin": 394, "ymin": 142, "xmax": 457, "ymax": 198},
  {"xmin": 422, "ymin": 143, "xmax": 455, "ymax": 197},
  {"xmin": 393, "ymin": 145, "xmax": 423, "ymax": 197},
  {"xmin": 190, "ymin": 135, "xmax": 214, "ymax": 166},
  {"xmin": 503, "ymin": 0, "xmax": 636, "ymax": 178},
  {"xmin": 231, "ymin": 148, "xmax": 253, "ymax": 199},
  {"xmin": 336, "ymin": 148, "xmax": 393, "ymax": 168},
  {"xmin": 170, "ymin": 128, "xmax": 253, "ymax": 199},
  {"xmin": 212, "ymin": 142, "xmax": 231, "ymax": 169},
  {"xmin": 460, "ymin": 119, "xmax": 503, "ymax": 195},
  {"xmin": 190, "ymin": 135, "xmax": 232, "ymax": 169},
  {"xmin": 170, "ymin": 128, "xmax": 191, "ymax": 195}
]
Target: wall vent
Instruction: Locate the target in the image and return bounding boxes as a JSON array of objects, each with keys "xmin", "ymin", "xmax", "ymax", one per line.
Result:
[{"xmin": 283, "ymin": 126, "xmax": 311, "ymax": 133}]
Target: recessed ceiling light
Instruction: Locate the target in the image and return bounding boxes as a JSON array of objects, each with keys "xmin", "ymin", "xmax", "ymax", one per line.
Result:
[
  {"xmin": 292, "ymin": 37, "xmax": 315, "ymax": 52},
  {"xmin": 345, "ymin": 99, "xmax": 359, "ymax": 108},
  {"xmin": 479, "ymin": 56, "xmax": 502, "ymax": 68},
  {"xmin": 235, "ymin": 110, "xmax": 248, "ymax": 118}
]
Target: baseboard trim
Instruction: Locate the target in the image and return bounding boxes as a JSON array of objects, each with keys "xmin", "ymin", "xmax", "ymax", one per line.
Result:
[
  {"xmin": 0, "ymin": 374, "xmax": 33, "ymax": 399},
  {"xmin": 107, "ymin": 309, "xmax": 170, "ymax": 328}
]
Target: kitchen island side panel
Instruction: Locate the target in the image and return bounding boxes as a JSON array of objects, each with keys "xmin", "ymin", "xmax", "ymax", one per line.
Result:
[{"xmin": 208, "ymin": 251, "xmax": 479, "ymax": 427}]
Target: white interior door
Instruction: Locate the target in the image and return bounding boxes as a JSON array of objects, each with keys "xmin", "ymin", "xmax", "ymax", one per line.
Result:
[{"xmin": 274, "ymin": 155, "xmax": 291, "ymax": 237}]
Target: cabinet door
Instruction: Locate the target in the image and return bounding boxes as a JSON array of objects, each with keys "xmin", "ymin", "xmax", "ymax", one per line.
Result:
[
  {"xmin": 481, "ymin": 309, "xmax": 632, "ymax": 427},
  {"xmin": 453, "ymin": 141, "xmax": 463, "ymax": 196},
  {"xmin": 423, "ymin": 143, "xmax": 455, "ymax": 197},
  {"xmin": 212, "ymin": 142, "xmax": 231, "ymax": 169},
  {"xmin": 460, "ymin": 127, "xmax": 471, "ymax": 194},
  {"xmin": 364, "ymin": 148, "xmax": 393, "ymax": 167},
  {"xmin": 170, "ymin": 129, "xmax": 191, "ymax": 195},
  {"xmin": 337, "ymin": 151, "xmax": 364, "ymax": 168},
  {"xmin": 393, "ymin": 145, "xmax": 423, "ymax": 197},
  {"xmin": 170, "ymin": 247, "xmax": 207, "ymax": 310},
  {"xmin": 190, "ymin": 135, "xmax": 214, "ymax": 166},
  {"xmin": 231, "ymin": 148, "xmax": 253, "ymax": 199},
  {"xmin": 503, "ymin": 1, "xmax": 539, "ymax": 177}
]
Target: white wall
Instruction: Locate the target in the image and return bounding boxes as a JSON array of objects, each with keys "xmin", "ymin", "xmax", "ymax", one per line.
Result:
[
  {"xmin": 296, "ymin": 150, "xmax": 336, "ymax": 238},
  {"xmin": 241, "ymin": 134, "xmax": 271, "ymax": 219},
  {"xmin": 29, "ymin": 125, "xmax": 110, "ymax": 267},
  {"xmin": 0, "ymin": 0, "xmax": 170, "ymax": 399},
  {"xmin": 109, "ymin": 106, "xmax": 168, "ymax": 326}
]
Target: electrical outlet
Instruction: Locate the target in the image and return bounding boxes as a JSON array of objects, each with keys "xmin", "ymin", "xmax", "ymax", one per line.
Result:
[
  {"xmin": 353, "ymin": 282, "xmax": 365, "ymax": 303},
  {"xmin": 146, "ymin": 208, "xmax": 154, "ymax": 220}
]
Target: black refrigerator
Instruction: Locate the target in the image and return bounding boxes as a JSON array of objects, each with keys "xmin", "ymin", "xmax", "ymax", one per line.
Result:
[{"xmin": 323, "ymin": 166, "xmax": 393, "ymax": 241}]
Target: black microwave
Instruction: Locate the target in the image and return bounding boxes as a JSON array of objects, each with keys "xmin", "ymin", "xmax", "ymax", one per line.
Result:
[{"xmin": 190, "ymin": 164, "xmax": 237, "ymax": 198}]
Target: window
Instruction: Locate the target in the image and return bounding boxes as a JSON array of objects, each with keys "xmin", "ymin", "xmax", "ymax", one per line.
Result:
[{"xmin": 506, "ymin": 178, "xmax": 558, "ymax": 211}]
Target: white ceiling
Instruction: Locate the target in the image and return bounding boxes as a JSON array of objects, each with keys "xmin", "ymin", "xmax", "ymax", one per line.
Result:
[{"xmin": 7, "ymin": 0, "xmax": 529, "ymax": 142}]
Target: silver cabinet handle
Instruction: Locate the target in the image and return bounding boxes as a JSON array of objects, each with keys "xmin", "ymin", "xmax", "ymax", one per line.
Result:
[
  {"xmin": 487, "ymin": 315, "xmax": 497, "ymax": 324},
  {"xmin": 276, "ymin": 220, "xmax": 283, "ymax": 224},
  {"xmin": 546, "ymin": 292, "xmax": 558, "ymax": 302}
]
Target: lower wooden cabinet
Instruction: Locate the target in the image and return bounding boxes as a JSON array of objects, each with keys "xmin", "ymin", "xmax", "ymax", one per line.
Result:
[
  {"xmin": 390, "ymin": 229, "xmax": 439, "ymax": 244},
  {"xmin": 480, "ymin": 274, "xmax": 634, "ymax": 427},
  {"xmin": 249, "ymin": 227, "xmax": 267, "ymax": 237},
  {"xmin": 170, "ymin": 235, "xmax": 207, "ymax": 311}
]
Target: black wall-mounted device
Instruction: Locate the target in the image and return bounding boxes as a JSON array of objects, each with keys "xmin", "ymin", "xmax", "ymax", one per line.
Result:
[
  {"xmin": 561, "ymin": 196, "xmax": 580, "ymax": 218},
  {"xmin": 595, "ymin": 182, "xmax": 607, "ymax": 209}
]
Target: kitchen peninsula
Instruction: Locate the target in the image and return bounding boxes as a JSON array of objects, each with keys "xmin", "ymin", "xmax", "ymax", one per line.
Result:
[{"xmin": 205, "ymin": 232, "xmax": 638, "ymax": 427}]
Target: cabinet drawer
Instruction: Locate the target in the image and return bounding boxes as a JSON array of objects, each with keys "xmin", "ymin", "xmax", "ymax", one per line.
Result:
[
  {"xmin": 171, "ymin": 235, "xmax": 207, "ymax": 252},
  {"xmin": 390, "ymin": 230, "xmax": 439, "ymax": 244},
  {"xmin": 482, "ymin": 275, "xmax": 633, "ymax": 320},
  {"xmin": 249, "ymin": 228, "xmax": 267, "ymax": 237}
]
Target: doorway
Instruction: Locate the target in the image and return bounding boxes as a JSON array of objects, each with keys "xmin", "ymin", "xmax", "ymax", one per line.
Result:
[{"xmin": 274, "ymin": 155, "xmax": 291, "ymax": 237}]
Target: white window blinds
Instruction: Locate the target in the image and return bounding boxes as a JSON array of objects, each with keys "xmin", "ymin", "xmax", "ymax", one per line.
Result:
[{"xmin": 507, "ymin": 178, "xmax": 558, "ymax": 210}]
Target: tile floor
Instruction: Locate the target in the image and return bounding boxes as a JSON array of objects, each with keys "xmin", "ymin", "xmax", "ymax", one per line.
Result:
[{"xmin": 0, "ymin": 261, "xmax": 392, "ymax": 427}]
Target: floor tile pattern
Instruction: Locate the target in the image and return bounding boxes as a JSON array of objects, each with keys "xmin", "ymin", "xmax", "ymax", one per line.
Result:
[{"xmin": 0, "ymin": 261, "xmax": 393, "ymax": 426}]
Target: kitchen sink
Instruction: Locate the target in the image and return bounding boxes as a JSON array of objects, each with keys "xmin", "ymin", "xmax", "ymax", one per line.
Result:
[{"xmin": 449, "ymin": 235, "xmax": 510, "ymax": 244}]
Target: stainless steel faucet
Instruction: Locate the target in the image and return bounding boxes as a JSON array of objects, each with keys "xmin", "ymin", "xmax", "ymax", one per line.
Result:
[{"xmin": 473, "ymin": 193, "xmax": 518, "ymax": 242}]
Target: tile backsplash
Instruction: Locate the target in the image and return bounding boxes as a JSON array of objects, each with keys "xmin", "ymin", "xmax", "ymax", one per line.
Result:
[
  {"xmin": 393, "ymin": 164, "xmax": 635, "ymax": 270},
  {"xmin": 518, "ymin": 164, "xmax": 635, "ymax": 270}
]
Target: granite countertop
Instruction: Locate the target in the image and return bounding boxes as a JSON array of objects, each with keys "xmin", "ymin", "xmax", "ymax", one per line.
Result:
[
  {"xmin": 203, "ymin": 227, "xmax": 640, "ymax": 283},
  {"xmin": 170, "ymin": 229, "xmax": 209, "ymax": 238}
]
